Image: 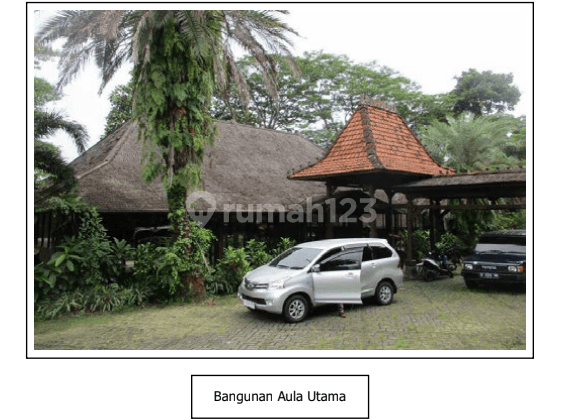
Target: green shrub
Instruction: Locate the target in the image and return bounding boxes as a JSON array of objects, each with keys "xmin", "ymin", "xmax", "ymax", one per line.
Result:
[
  {"xmin": 212, "ymin": 246, "xmax": 251, "ymax": 295},
  {"xmin": 77, "ymin": 209, "xmax": 133, "ymax": 285},
  {"xmin": 34, "ymin": 284, "xmax": 152, "ymax": 320},
  {"xmin": 207, "ymin": 237, "xmax": 296, "ymax": 296},
  {"xmin": 490, "ymin": 209, "xmax": 526, "ymax": 231},
  {"xmin": 244, "ymin": 239, "xmax": 272, "ymax": 269},
  {"xmin": 205, "ymin": 275, "xmax": 235, "ymax": 296},
  {"xmin": 34, "ymin": 209, "xmax": 215, "ymax": 318},
  {"xmin": 435, "ymin": 232, "xmax": 463, "ymax": 254},
  {"xmin": 270, "ymin": 237, "xmax": 296, "ymax": 256},
  {"xmin": 34, "ymin": 235, "xmax": 86, "ymax": 302},
  {"xmin": 34, "ymin": 209, "xmax": 134, "ymax": 304},
  {"xmin": 129, "ymin": 211, "xmax": 215, "ymax": 301},
  {"xmin": 403, "ymin": 229, "xmax": 430, "ymax": 260}
]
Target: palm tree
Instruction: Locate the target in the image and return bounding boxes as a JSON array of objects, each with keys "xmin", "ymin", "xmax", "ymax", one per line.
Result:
[
  {"xmin": 34, "ymin": 77, "xmax": 89, "ymax": 153},
  {"xmin": 34, "ymin": 109, "xmax": 89, "ymax": 153},
  {"xmin": 419, "ymin": 112, "xmax": 519, "ymax": 172},
  {"xmin": 34, "ymin": 77, "xmax": 89, "ymax": 204},
  {"xmin": 37, "ymin": 10, "xmax": 297, "ymax": 215},
  {"xmin": 38, "ymin": 10, "xmax": 298, "ymax": 298}
]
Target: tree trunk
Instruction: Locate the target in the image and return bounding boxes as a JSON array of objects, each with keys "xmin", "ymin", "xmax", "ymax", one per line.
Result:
[{"xmin": 166, "ymin": 182, "xmax": 207, "ymax": 302}]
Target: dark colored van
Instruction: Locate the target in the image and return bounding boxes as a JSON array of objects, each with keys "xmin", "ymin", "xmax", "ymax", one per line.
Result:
[{"xmin": 461, "ymin": 230, "xmax": 526, "ymax": 289}]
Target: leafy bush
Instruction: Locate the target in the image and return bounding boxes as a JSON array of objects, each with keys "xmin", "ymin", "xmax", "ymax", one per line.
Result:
[
  {"xmin": 401, "ymin": 229, "xmax": 431, "ymax": 260},
  {"xmin": 490, "ymin": 210, "xmax": 526, "ymax": 231},
  {"xmin": 35, "ymin": 208, "xmax": 215, "ymax": 319},
  {"xmin": 130, "ymin": 211, "xmax": 215, "ymax": 301},
  {"xmin": 34, "ymin": 284, "xmax": 152, "ymax": 320},
  {"xmin": 205, "ymin": 275, "xmax": 235, "ymax": 296},
  {"xmin": 270, "ymin": 237, "xmax": 296, "ymax": 256},
  {"xmin": 77, "ymin": 209, "xmax": 133, "ymax": 285},
  {"xmin": 207, "ymin": 237, "xmax": 297, "ymax": 296},
  {"xmin": 34, "ymin": 209, "xmax": 134, "ymax": 302},
  {"xmin": 34, "ymin": 236, "xmax": 86, "ymax": 302},
  {"xmin": 212, "ymin": 246, "xmax": 251, "ymax": 295},
  {"xmin": 244, "ymin": 239, "xmax": 272, "ymax": 269},
  {"xmin": 435, "ymin": 232, "xmax": 463, "ymax": 254}
]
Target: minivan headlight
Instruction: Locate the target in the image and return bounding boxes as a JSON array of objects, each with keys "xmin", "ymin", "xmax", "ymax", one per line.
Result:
[
  {"xmin": 508, "ymin": 266, "xmax": 517, "ymax": 273},
  {"xmin": 464, "ymin": 263, "xmax": 473, "ymax": 270},
  {"xmin": 269, "ymin": 276, "xmax": 291, "ymax": 290}
]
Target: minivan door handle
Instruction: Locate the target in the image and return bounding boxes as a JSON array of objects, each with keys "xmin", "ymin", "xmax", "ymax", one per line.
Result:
[
  {"xmin": 370, "ymin": 263, "xmax": 378, "ymax": 268},
  {"xmin": 345, "ymin": 272, "xmax": 356, "ymax": 278}
]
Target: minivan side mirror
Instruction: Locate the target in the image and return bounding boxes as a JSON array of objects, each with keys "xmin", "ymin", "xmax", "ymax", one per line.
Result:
[{"xmin": 310, "ymin": 264, "xmax": 320, "ymax": 273}]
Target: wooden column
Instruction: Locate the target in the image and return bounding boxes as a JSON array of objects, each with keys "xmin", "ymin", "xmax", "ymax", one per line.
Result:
[
  {"xmin": 429, "ymin": 198, "xmax": 444, "ymax": 250},
  {"xmin": 325, "ymin": 182, "xmax": 336, "ymax": 239},
  {"xmin": 369, "ymin": 185, "xmax": 377, "ymax": 238},
  {"xmin": 430, "ymin": 199, "xmax": 437, "ymax": 251},
  {"xmin": 384, "ymin": 189, "xmax": 395, "ymax": 238},
  {"xmin": 406, "ymin": 195, "xmax": 414, "ymax": 263}
]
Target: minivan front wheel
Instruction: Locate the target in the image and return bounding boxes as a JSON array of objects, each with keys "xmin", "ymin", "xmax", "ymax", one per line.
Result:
[
  {"xmin": 283, "ymin": 294, "xmax": 309, "ymax": 323},
  {"xmin": 375, "ymin": 281, "xmax": 394, "ymax": 305}
]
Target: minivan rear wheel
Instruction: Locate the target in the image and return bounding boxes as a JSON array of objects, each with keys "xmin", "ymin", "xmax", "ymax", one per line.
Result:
[
  {"xmin": 374, "ymin": 281, "xmax": 394, "ymax": 305},
  {"xmin": 283, "ymin": 294, "xmax": 309, "ymax": 323}
]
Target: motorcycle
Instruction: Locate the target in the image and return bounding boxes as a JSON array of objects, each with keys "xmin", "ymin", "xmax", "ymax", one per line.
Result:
[
  {"xmin": 443, "ymin": 247, "xmax": 461, "ymax": 272},
  {"xmin": 417, "ymin": 250, "xmax": 454, "ymax": 281}
]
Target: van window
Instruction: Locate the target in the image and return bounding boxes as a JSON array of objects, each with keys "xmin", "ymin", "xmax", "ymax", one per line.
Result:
[
  {"xmin": 320, "ymin": 250, "xmax": 362, "ymax": 271},
  {"xmin": 362, "ymin": 246, "xmax": 373, "ymax": 262},
  {"xmin": 371, "ymin": 245, "xmax": 393, "ymax": 260}
]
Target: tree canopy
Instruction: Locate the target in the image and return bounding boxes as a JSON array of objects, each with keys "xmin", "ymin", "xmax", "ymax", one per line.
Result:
[
  {"xmin": 211, "ymin": 51, "xmax": 425, "ymax": 148},
  {"xmin": 101, "ymin": 80, "xmax": 133, "ymax": 139},
  {"xmin": 451, "ymin": 69, "xmax": 521, "ymax": 116}
]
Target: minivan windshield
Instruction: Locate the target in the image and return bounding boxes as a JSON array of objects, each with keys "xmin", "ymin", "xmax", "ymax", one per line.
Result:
[
  {"xmin": 269, "ymin": 247, "xmax": 323, "ymax": 270},
  {"xmin": 475, "ymin": 236, "xmax": 526, "ymax": 254}
]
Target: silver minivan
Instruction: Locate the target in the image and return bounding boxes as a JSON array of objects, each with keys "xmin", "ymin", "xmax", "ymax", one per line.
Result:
[{"xmin": 237, "ymin": 238, "xmax": 404, "ymax": 322}]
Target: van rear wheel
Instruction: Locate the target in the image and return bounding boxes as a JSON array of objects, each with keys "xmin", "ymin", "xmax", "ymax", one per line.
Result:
[{"xmin": 375, "ymin": 281, "xmax": 394, "ymax": 305}]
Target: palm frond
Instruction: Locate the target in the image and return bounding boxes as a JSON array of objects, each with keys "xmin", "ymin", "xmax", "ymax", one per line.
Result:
[
  {"xmin": 220, "ymin": 10, "xmax": 299, "ymax": 103},
  {"xmin": 34, "ymin": 109, "xmax": 89, "ymax": 153}
]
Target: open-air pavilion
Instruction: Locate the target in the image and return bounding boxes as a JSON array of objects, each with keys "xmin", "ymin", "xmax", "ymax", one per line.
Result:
[{"xmin": 290, "ymin": 96, "xmax": 526, "ymax": 263}]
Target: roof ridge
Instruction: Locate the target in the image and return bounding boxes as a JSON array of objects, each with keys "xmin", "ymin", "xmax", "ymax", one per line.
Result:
[
  {"xmin": 366, "ymin": 106, "xmax": 455, "ymax": 176},
  {"xmin": 359, "ymin": 105, "xmax": 384, "ymax": 169},
  {"xmin": 214, "ymin": 119, "xmax": 306, "ymax": 140},
  {"xmin": 75, "ymin": 123, "xmax": 133, "ymax": 180},
  {"xmin": 359, "ymin": 94, "xmax": 400, "ymax": 114}
]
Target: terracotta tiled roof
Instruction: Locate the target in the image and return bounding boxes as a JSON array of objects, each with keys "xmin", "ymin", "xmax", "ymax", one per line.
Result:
[{"xmin": 290, "ymin": 105, "xmax": 454, "ymax": 180}]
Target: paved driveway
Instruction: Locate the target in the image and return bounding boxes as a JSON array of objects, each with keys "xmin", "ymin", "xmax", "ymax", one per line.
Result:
[{"xmin": 34, "ymin": 276, "xmax": 526, "ymax": 350}]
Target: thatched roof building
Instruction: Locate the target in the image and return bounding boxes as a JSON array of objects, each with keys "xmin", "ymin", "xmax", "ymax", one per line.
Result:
[
  {"xmin": 393, "ymin": 169, "xmax": 526, "ymax": 199},
  {"xmin": 71, "ymin": 121, "xmax": 328, "ymax": 213}
]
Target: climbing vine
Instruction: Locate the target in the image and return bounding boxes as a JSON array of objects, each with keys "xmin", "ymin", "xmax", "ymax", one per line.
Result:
[{"xmin": 132, "ymin": 18, "xmax": 220, "ymax": 214}]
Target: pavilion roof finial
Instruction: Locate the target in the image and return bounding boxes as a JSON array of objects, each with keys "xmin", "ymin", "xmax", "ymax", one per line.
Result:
[{"xmin": 359, "ymin": 94, "xmax": 397, "ymax": 113}]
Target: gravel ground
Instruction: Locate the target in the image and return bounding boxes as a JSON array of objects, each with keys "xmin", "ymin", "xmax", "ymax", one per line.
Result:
[{"xmin": 34, "ymin": 275, "xmax": 526, "ymax": 350}]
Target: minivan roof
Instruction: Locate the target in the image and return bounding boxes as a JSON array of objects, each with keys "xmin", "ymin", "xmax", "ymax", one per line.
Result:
[{"xmin": 297, "ymin": 238, "xmax": 389, "ymax": 250}]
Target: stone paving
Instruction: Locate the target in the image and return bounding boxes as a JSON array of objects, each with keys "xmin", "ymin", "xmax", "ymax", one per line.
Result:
[{"xmin": 34, "ymin": 276, "xmax": 526, "ymax": 350}]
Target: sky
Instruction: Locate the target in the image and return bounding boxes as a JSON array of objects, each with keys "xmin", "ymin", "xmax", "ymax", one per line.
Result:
[{"xmin": 32, "ymin": 3, "xmax": 532, "ymax": 163}]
